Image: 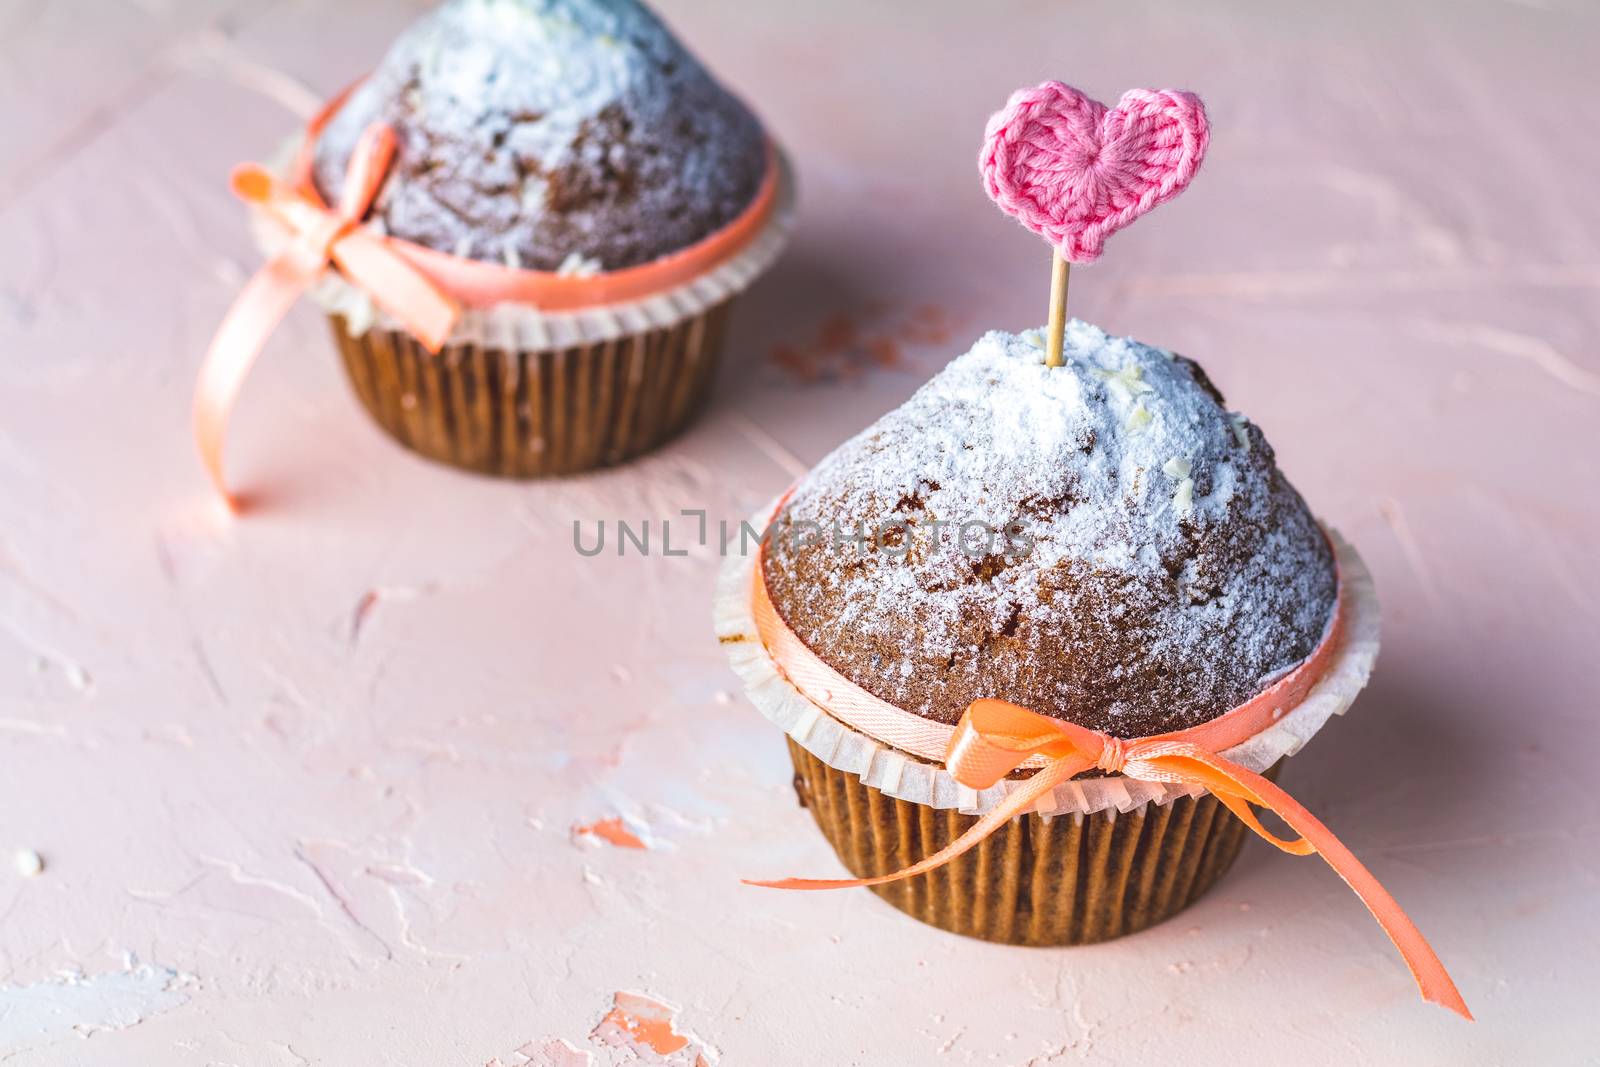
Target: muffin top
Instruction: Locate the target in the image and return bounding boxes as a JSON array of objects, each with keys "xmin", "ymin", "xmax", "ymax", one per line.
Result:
[
  {"xmin": 761, "ymin": 322, "xmax": 1338, "ymax": 738},
  {"xmin": 312, "ymin": 0, "xmax": 767, "ymax": 272}
]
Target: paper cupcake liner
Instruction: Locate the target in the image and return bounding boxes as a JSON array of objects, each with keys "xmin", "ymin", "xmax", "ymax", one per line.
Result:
[
  {"xmin": 719, "ymin": 504, "xmax": 1375, "ymax": 944},
  {"xmin": 328, "ymin": 298, "xmax": 733, "ymax": 477},
  {"xmin": 249, "ymin": 143, "xmax": 795, "ymax": 477},
  {"xmin": 789, "ymin": 736, "xmax": 1277, "ymax": 945},
  {"xmin": 715, "ymin": 504, "xmax": 1379, "ymax": 819}
]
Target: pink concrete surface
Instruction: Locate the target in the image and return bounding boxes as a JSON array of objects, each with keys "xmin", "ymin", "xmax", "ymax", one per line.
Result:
[{"xmin": 1, "ymin": 1, "xmax": 1597, "ymax": 1063}]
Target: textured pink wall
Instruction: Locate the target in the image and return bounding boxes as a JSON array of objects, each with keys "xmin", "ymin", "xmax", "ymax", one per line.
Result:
[{"xmin": 0, "ymin": 0, "xmax": 1596, "ymax": 1062}]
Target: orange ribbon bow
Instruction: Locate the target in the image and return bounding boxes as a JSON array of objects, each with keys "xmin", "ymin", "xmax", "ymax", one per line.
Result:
[
  {"xmin": 749, "ymin": 698, "xmax": 1471, "ymax": 1019},
  {"xmin": 195, "ymin": 122, "xmax": 461, "ymax": 508},
  {"xmin": 742, "ymin": 512, "xmax": 1470, "ymax": 1020}
]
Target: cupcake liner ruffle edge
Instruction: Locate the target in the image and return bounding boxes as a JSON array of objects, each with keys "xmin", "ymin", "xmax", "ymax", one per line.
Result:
[
  {"xmin": 285, "ymin": 151, "xmax": 797, "ymax": 351},
  {"xmin": 714, "ymin": 502, "xmax": 1380, "ymax": 819}
]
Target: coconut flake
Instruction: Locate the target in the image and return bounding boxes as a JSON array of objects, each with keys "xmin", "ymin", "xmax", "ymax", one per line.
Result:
[
  {"xmin": 1230, "ymin": 413, "xmax": 1252, "ymax": 451},
  {"xmin": 1173, "ymin": 477, "xmax": 1195, "ymax": 515},
  {"xmin": 1126, "ymin": 402, "xmax": 1152, "ymax": 433}
]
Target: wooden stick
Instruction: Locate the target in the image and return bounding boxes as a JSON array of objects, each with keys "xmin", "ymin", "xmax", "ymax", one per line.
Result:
[{"xmin": 1045, "ymin": 250, "xmax": 1070, "ymax": 368}]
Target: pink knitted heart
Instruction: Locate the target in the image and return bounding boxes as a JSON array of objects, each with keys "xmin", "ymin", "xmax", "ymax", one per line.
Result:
[{"xmin": 980, "ymin": 82, "xmax": 1209, "ymax": 263}]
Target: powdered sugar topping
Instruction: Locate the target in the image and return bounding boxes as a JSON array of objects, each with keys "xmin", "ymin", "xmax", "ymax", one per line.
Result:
[{"xmin": 313, "ymin": 0, "xmax": 766, "ymax": 271}]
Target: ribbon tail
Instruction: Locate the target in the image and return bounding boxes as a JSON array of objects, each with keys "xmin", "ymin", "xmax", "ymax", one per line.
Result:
[
  {"xmin": 333, "ymin": 233, "xmax": 459, "ymax": 353},
  {"xmin": 1158, "ymin": 749, "xmax": 1472, "ymax": 1020},
  {"xmin": 1208, "ymin": 790, "xmax": 1316, "ymax": 856},
  {"xmin": 195, "ymin": 255, "xmax": 313, "ymax": 507},
  {"xmin": 745, "ymin": 757, "xmax": 1081, "ymax": 890}
]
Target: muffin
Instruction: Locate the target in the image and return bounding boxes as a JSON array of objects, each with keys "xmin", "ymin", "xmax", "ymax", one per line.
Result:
[
  {"xmin": 718, "ymin": 321, "xmax": 1379, "ymax": 945},
  {"xmin": 227, "ymin": 0, "xmax": 790, "ymax": 484}
]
